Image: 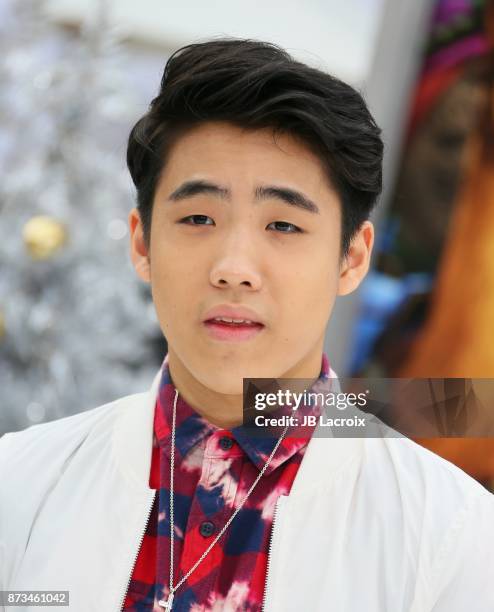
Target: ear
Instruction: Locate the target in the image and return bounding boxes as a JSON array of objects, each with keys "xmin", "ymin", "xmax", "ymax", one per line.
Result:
[
  {"xmin": 337, "ymin": 220, "xmax": 374, "ymax": 296},
  {"xmin": 128, "ymin": 207, "xmax": 151, "ymax": 283}
]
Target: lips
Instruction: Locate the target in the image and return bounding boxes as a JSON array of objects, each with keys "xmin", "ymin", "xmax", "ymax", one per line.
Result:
[
  {"xmin": 202, "ymin": 304, "xmax": 266, "ymax": 342},
  {"xmin": 203, "ymin": 319, "xmax": 265, "ymax": 342},
  {"xmin": 202, "ymin": 304, "xmax": 265, "ymax": 326},
  {"xmin": 207, "ymin": 319, "xmax": 261, "ymax": 327}
]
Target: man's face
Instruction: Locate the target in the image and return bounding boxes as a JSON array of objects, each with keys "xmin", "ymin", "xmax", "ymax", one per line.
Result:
[{"xmin": 129, "ymin": 121, "xmax": 372, "ymax": 394}]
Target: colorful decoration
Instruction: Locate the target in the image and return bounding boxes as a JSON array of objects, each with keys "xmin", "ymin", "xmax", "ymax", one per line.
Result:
[{"xmin": 22, "ymin": 215, "xmax": 67, "ymax": 260}]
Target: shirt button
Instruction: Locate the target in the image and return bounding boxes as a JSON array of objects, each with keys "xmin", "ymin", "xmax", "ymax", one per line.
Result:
[
  {"xmin": 199, "ymin": 521, "xmax": 215, "ymax": 537},
  {"xmin": 219, "ymin": 436, "xmax": 234, "ymax": 450}
]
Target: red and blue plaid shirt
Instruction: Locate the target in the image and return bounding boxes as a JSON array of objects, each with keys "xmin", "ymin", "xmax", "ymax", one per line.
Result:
[{"xmin": 123, "ymin": 352, "xmax": 330, "ymax": 611}]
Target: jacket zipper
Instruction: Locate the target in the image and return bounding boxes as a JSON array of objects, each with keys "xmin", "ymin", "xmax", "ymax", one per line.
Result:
[
  {"xmin": 118, "ymin": 489, "xmax": 157, "ymax": 611},
  {"xmin": 261, "ymin": 495, "xmax": 286, "ymax": 612}
]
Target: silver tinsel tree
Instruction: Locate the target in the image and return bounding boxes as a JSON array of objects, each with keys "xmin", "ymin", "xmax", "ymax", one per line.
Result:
[{"xmin": 0, "ymin": 0, "xmax": 164, "ymax": 434}]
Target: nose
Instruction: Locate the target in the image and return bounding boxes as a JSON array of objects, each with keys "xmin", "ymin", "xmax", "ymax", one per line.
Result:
[{"xmin": 209, "ymin": 228, "xmax": 262, "ymax": 291}]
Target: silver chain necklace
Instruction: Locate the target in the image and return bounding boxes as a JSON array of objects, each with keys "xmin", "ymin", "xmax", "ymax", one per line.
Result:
[{"xmin": 158, "ymin": 387, "xmax": 289, "ymax": 611}]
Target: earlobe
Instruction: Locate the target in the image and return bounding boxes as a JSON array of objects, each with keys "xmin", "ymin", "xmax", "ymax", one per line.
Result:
[
  {"xmin": 134, "ymin": 257, "xmax": 151, "ymax": 282},
  {"xmin": 128, "ymin": 208, "xmax": 151, "ymax": 283},
  {"xmin": 337, "ymin": 261, "xmax": 360, "ymax": 296}
]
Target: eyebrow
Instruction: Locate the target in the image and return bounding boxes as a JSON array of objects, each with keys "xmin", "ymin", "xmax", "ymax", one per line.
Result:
[
  {"xmin": 168, "ymin": 179, "xmax": 229, "ymax": 202},
  {"xmin": 254, "ymin": 185, "xmax": 320, "ymax": 214},
  {"xmin": 167, "ymin": 179, "xmax": 320, "ymax": 214}
]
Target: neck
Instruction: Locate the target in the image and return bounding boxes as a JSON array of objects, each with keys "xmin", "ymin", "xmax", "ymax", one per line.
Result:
[{"xmin": 166, "ymin": 343, "xmax": 325, "ymax": 429}]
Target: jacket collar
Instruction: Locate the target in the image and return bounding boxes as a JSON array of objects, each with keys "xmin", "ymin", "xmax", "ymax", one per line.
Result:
[{"xmin": 112, "ymin": 366, "xmax": 162, "ymax": 493}]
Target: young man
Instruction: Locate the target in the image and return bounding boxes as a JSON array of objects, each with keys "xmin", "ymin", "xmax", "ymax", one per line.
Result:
[{"xmin": 1, "ymin": 39, "xmax": 493, "ymax": 612}]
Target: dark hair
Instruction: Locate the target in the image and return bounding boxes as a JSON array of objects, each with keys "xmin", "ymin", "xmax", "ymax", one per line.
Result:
[{"xmin": 127, "ymin": 38, "xmax": 383, "ymax": 258}]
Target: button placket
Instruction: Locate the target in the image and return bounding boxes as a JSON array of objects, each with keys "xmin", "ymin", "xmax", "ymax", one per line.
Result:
[{"xmin": 179, "ymin": 439, "xmax": 236, "ymax": 576}]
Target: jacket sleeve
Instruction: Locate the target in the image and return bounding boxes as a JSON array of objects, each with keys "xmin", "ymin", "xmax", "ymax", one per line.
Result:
[
  {"xmin": 0, "ymin": 432, "xmax": 13, "ymax": 612},
  {"xmin": 426, "ymin": 487, "xmax": 494, "ymax": 611}
]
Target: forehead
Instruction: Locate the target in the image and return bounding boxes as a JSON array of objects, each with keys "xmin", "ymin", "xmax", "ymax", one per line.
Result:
[{"xmin": 160, "ymin": 121, "xmax": 331, "ymax": 191}]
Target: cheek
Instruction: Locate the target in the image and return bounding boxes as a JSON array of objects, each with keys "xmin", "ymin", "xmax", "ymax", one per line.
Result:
[
  {"xmin": 280, "ymin": 240, "xmax": 338, "ymax": 289},
  {"xmin": 150, "ymin": 238, "xmax": 198, "ymax": 287},
  {"xmin": 149, "ymin": 248, "xmax": 174, "ymax": 295},
  {"xmin": 148, "ymin": 246, "xmax": 196, "ymax": 328},
  {"xmin": 310, "ymin": 273, "xmax": 337, "ymax": 311},
  {"xmin": 278, "ymin": 255, "xmax": 337, "ymax": 325}
]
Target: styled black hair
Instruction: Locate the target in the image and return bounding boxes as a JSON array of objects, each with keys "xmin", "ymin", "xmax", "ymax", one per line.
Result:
[{"xmin": 127, "ymin": 38, "xmax": 383, "ymax": 258}]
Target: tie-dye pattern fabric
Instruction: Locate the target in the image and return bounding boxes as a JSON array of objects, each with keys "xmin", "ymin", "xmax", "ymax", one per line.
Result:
[{"xmin": 123, "ymin": 353, "xmax": 330, "ymax": 611}]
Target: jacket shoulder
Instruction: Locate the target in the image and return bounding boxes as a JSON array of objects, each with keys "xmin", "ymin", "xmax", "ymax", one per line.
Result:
[
  {"xmin": 0, "ymin": 391, "xmax": 148, "ymax": 496},
  {"xmin": 361, "ymin": 432, "xmax": 493, "ymax": 525},
  {"xmin": 379, "ymin": 434, "xmax": 490, "ymax": 500},
  {"xmin": 0, "ymin": 391, "xmax": 151, "ymax": 593},
  {"xmin": 1, "ymin": 391, "xmax": 145, "ymax": 453}
]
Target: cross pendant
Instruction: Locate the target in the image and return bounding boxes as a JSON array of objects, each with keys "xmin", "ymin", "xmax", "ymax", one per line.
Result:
[{"xmin": 158, "ymin": 591, "xmax": 174, "ymax": 611}]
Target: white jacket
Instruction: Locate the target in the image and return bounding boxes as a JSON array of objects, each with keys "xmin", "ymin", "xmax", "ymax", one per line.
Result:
[{"xmin": 1, "ymin": 365, "xmax": 494, "ymax": 612}]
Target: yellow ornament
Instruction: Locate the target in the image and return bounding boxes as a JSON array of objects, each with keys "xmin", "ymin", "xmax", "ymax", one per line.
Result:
[{"xmin": 22, "ymin": 215, "xmax": 67, "ymax": 260}]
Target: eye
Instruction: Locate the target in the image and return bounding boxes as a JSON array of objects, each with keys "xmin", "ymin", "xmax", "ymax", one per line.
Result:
[
  {"xmin": 267, "ymin": 221, "xmax": 303, "ymax": 233},
  {"xmin": 179, "ymin": 215, "xmax": 215, "ymax": 226}
]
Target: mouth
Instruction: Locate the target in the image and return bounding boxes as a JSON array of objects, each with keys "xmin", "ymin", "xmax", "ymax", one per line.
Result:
[{"xmin": 203, "ymin": 318, "xmax": 265, "ymax": 342}]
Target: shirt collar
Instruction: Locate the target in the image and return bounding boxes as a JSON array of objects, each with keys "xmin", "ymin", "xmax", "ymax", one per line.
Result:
[{"xmin": 154, "ymin": 353, "xmax": 332, "ymax": 476}]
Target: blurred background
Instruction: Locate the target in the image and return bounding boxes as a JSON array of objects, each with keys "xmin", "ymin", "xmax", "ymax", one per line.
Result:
[{"xmin": 1, "ymin": 0, "xmax": 493, "ymax": 489}]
